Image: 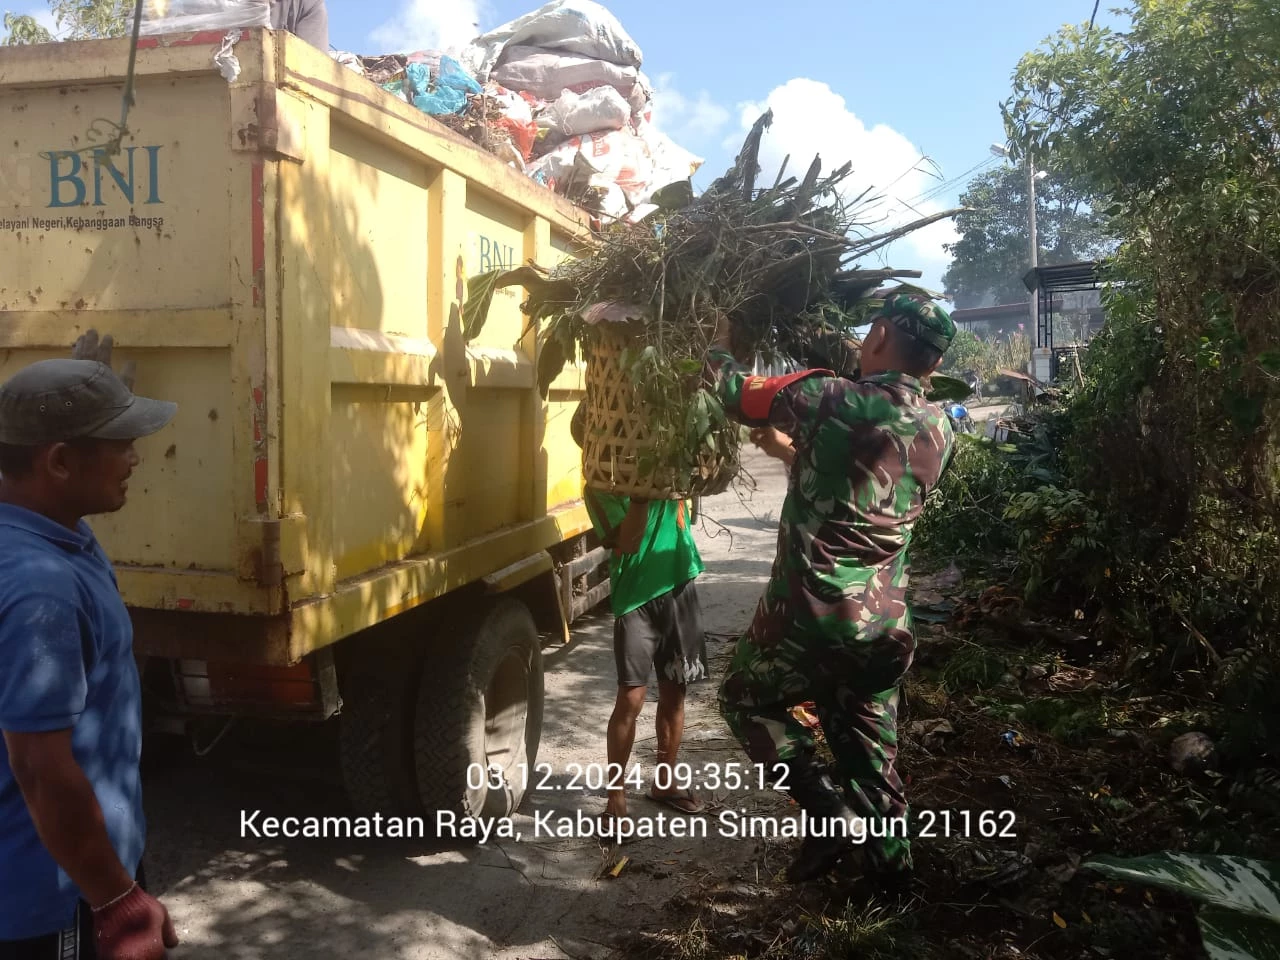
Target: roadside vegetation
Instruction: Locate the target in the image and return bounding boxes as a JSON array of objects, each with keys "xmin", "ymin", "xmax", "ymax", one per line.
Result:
[{"xmin": 636, "ymin": 2, "xmax": 1280, "ymax": 957}]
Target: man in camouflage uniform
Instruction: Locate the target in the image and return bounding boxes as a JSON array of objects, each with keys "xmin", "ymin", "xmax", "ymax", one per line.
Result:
[{"xmin": 705, "ymin": 294, "xmax": 957, "ymax": 889}]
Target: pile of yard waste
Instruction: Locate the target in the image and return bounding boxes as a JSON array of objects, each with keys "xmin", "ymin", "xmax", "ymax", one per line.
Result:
[
  {"xmin": 464, "ymin": 110, "xmax": 965, "ymax": 498},
  {"xmin": 331, "ymin": 0, "xmax": 704, "ymax": 224}
]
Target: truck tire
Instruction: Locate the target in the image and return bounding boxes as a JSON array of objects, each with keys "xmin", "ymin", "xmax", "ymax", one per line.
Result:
[
  {"xmin": 339, "ymin": 643, "xmax": 426, "ymax": 818},
  {"xmin": 413, "ymin": 597, "xmax": 544, "ymax": 826}
]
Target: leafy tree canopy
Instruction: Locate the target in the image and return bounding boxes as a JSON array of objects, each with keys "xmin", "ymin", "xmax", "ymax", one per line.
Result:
[
  {"xmin": 2, "ymin": 0, "xmax": 131, "ymax": 45},
  {"xmin": 941, "ymin": 163, "xmax": 1116, "ymax": 309}
]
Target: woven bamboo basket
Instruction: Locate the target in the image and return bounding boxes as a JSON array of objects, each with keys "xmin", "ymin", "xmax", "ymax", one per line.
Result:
[{"xmin": 581, "ymin": 326, "xmax": 739, "ymax": 500}]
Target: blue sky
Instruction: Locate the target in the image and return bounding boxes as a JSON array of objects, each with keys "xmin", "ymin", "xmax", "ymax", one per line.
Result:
[
  {"xmin": 325, "ymin": 0, "xmax": 1129, "ymax": 298},
  {"xmin": 16, "ymin": 0, "xmax": 1126, "ymax": 297}
]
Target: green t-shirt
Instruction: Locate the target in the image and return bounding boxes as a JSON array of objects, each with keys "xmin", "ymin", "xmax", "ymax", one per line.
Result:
[{"xmin": 583, "ymin": 489, "xmax": 705, "ymax": 617}]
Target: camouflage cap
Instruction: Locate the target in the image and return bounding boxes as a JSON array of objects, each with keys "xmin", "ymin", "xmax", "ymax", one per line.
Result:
[{"xmin": 874, "ymin": 294, "xmax": 956, "ymax": 352}]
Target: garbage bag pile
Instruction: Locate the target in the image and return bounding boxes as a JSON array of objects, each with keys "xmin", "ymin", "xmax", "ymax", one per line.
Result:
[
  {"xmin": 139, "ymin": 0, "xmax": 270, "ymax": 35},
  {"xmin": 330, "ymin": 0, "xmax": 704, "ymax": 224}
]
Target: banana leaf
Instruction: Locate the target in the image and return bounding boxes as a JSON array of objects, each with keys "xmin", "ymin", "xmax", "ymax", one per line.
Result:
[
  {"xmin": 927, "ymin": 374, "xmax": 975, "ymax": 404},
  {"xmin": 536, "ymin": 335, "xmax": 567, "ymax": 399},
  {"xmin": 464, "ymin": 266, "xmax": 580, "ymax": 343},
  {"xmin": 1085, "ymin": 853, "xmax": 1280, "ymax": 960},
  {"xmin": 1199, "ymin": 907, "xmax": 1280, "ymax": 960}
]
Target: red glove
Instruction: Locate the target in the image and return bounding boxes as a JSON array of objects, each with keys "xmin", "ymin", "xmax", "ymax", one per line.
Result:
[{"xmin": 92, "ymin": 883, "xmax": 179, "ymax": 960}]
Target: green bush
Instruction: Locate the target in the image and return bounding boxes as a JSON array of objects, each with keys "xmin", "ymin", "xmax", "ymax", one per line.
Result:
[
  {"xmin": 1004, "ymin": 485, "xmax": 1110, "ymax": 604},
  {"xmin": 913, "ymin": 435, "xmax": 1020, "ymax": 560},
  {"xmin": 995, "ymin": 0, "xmax": 1280, "ymax": 771}
]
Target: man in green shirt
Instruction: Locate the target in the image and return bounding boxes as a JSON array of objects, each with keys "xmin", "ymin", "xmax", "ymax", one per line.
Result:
[{"xmin": 571, "ymin": 402, "xmax": 709, "ymax": 829}]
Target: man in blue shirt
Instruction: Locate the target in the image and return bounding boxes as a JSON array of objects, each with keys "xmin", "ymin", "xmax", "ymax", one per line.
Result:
[{"xmin": 0, "ymin": 332, "xmax": 179, "ymax": 960}]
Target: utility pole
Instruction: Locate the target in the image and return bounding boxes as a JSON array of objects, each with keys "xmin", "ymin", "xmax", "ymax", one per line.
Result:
[
  {"xmin": 1027, "ymin": 153, "xmax": 1039, "ymax": 348},
  {"xmin": 991, "ymin": 142, "xmax": 1048, "ymax": 377}
]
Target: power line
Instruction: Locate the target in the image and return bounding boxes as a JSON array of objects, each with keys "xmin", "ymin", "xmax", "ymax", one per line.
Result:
[
  {"xmin": 908, "ymin": 156, "xmax": 997, "ymax": 207},
  {"xmin": 880, "ymin": 153, "xmax": 945, "ymax": 198},
  {"xmin": 888, "ymin": 154, "xmax": 998, "ymax": 213},
  {"xmin": 912, "ymin": 159, "xmax": 998, "ymax": 208}
]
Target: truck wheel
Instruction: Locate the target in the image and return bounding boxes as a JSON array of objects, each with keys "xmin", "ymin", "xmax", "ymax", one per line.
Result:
[
  {"xmin": 414, "ymin": 597, "xmax": 544, "ymax": 825},
  {"xmin": 339, "ymin": 644, "xmax": 425, "ymax": 818}
]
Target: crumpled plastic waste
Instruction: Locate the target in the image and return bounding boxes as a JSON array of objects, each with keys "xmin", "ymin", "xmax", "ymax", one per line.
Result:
[
  {"xmin": 407, "ymin": 56, "xmax": 484, "ymax": 117},
  {"xmin": 140, "ymin": 0, "xmax": 269, "ymax": 35}
]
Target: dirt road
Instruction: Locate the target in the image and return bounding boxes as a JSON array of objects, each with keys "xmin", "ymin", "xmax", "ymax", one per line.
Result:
[{"xmin": 142, "ymin": 448, "xmax": 794, "ymax": 960}]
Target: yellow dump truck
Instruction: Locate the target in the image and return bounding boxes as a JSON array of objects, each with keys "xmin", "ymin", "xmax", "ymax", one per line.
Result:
[{"xmin": 0, "ymin": 28, "xmax": 612, "ymax": 821}]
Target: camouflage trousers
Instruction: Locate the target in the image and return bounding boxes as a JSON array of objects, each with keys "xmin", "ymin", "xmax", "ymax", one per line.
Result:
[{"xmin": 718, "ymin": 592, "xmax": 915, "ymax": 872}]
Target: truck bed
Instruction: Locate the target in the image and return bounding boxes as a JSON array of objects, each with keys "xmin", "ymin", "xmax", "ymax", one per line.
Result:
[{"xmin": 0, "ymin": 28, "xmax": 597, "ymax": 666}]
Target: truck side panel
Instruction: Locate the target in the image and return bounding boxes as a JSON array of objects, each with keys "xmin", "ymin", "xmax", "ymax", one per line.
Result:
[
  {"xmin": 0, "ymin": 31, "xmax": 600, "ymax": 668},
  {"xmin": 0, "ymin": 47, "xmax": 266, "ymax": 610}
]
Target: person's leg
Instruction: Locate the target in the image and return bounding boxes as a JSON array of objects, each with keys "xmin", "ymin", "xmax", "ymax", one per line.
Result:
[
  {"xmin": 719, "ymin": 625, "xmax": 861, "ymax": 881},
  {"xmin": 717, "ymin": 593, "xmax": 816, "ymax": 770},
  {"xmin": 604, "ymin": 683, "xmax": 648, "ymax": 818},
  {"xmin": 812, "ymin": 625, "xmax": 916, "ymax": 889},
  {"xmin": 649, "ymin": 581, "xmax": 708, "ymax": 811},
  {"xmin": 650, "ymin": 677, "xmax": 694, "ymax": 807},
  {"xmin": 818, "ymin": 682, "xmax": 911, "ymax": 877},
  {"xmin": 722, "ymin": 593, "xmax": 904, "ymax": 881},
  {"xmin": 604, "ymin": 599, "xmax": 660, "ymax": 819}
]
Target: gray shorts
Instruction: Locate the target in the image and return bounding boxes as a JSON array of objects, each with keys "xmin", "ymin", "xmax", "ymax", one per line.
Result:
[{"xmin": 614, "ymin": 579, "xmax": 709, "ymax": 687}]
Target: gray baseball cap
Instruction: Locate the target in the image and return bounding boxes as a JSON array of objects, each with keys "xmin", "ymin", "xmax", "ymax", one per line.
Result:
[{"xmin": 0, "ymin": 359, "xmax": 177, "ymax": 446}]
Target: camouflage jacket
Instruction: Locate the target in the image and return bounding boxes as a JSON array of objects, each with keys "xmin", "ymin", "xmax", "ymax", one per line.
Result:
[{"xmin": 707, "ymin": 347, "xmax": 956, "ymax": 635}]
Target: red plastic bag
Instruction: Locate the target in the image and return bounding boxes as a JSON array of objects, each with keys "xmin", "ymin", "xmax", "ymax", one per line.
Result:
[{"xmin": 495, "ymin": 117, "xmax": 538, "ymax": 161}]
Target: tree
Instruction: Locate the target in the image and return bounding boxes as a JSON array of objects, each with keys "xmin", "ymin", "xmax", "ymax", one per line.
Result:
[
  {"xmin": 1003, "ymin": 0, "xmax": 1280, "ymax": 503},
  {"xmin": 1, "ymin": 0, "xmax": 131, "ymax": 44},
  {"xmin": 941, "ymin": 164, "xmax": 1116, "ymax": 309},
  {"xmin": 3, "ymin": 11, "xmax": 52, "ymax": 43},
  {"xmin": 1001, "ymin": 0, "xmax": 1280, "ymax": 787}
]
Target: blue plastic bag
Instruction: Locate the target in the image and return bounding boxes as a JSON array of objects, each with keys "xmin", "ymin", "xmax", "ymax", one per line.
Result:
[{"xmin": 407, "ymin": 56, "xmax": 483, "ymax": 116}]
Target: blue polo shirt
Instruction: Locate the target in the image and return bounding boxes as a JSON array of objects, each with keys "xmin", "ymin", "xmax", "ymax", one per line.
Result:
[{"xmin": 0, "ymin": 504, "xmax": 145, "ymax": 940}]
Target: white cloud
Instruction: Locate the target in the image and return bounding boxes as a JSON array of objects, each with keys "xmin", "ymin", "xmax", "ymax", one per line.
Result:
[
  {"xmin": 648, "ymin": 72, "xmax": 730, "ymax": 148},
  {"xmin": 728, "ymin": 79, "xmax": 963, "ymax": 297},
  {"xmin": 367, "ymin": 0, "xmax": 489, "ymax": 56}
]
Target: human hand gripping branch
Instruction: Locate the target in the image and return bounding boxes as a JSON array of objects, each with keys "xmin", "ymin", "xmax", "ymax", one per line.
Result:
[{"xmin": 750, "ymin": 426, "xmax": 796, "ymax": 467}]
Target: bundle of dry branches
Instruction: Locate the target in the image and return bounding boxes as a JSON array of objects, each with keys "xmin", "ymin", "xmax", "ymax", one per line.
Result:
[{"xmin": 467, "ymin": 109, "xmax": 963, "ymax": 496}]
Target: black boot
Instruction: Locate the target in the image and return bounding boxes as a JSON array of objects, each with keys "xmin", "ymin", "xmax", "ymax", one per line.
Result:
[{"xmin": 773, "ymin": 756, "xmax": 861, "ymax": 883}]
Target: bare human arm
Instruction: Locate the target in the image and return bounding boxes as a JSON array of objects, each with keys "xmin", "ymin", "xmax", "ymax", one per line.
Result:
[
  {"xmin": 613, "ymin": 498, "xmax": 650, "ymax": 555},
  {"xmin": 750, "ymin": 426, "xmax": 796, "ymax": 467},
  {"xmin": 6, "ymin": 728, "xmax": 178, "ymax": 958},
  {"xmin": 4, "ymin": 728, "xmax": 136, "ymax": 907}
]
